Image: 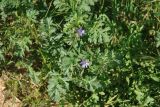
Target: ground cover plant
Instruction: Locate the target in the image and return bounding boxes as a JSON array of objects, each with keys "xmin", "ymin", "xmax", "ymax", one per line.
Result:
[{"xmin": 0, "ymin": 0, "xmax": 160, "ymax": 106}]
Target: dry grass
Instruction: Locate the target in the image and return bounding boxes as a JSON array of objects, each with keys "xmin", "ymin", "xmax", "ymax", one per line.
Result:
[{"xmin": 0, "ymin": 75, "xmax": 22, "ymax": 107}]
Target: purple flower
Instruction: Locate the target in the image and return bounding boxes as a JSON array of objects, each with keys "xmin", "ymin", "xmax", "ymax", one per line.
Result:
[
  {"xmin": 80, "ymin": 60, "xmax": 89, "ymax": 68},
  {"xmin": 77, "ymin": 28, "xmax": 85, "ymax": 37}
]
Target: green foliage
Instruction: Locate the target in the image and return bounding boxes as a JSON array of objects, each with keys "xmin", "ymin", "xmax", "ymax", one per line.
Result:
[
  {"xmin": 0, "ymin": 0, "xmax": 160, "ymax": 106},
  {"xmin": 47, "ymin": 71, "xmax": 69, "ymax": 102}
]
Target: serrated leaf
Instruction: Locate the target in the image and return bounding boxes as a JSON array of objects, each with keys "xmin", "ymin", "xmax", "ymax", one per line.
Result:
[
  {"xmin": 26, "ymin": 9, "xmax": 39, "ymax": 22},
  {"xmin": 28, "ymin": 67, "xmax": 41, "ymax": 84}
]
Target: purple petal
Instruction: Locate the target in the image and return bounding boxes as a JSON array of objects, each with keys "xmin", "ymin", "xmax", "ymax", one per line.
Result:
[
  {"xmin": 77, "ymin": 28, "xmax": 85, "ymax": 37},
  {"xmin": 80, "ymin": 60, "xmax": 89, "ymax": 68}
]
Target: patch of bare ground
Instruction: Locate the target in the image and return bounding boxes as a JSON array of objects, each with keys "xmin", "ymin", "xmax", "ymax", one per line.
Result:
[{"xmin": 0, "ymin": 75, "xmax": 21, "ymax": 107}]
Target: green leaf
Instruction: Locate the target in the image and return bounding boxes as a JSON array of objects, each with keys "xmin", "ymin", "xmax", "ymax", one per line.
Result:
[
  {"xmin": 0, "ymin": 51, "xmax": 4, "ymax": 61},
  {"xmin": 134, "ymin": 89, "xmax": 144, "ymax": 104},
  {"xmin": 28, "ymin": 67, "xmax": 41, "ymax": 84},
  {"xmin": 143, "ymin": 96, "xmax": 154, "ymax": 106},
  {"xmin": 150, "ymin": 74, "xmax": 160, "ymax": 82},
  {"xmin": 47, "ymin": 72, "xmax": 69, "ymax": 102},
  {"xmin": 156, "ymin": 32, "xmax": 160, "ymax": 47},
  {"xmin": 92, "ymin": 93, "xmax": 99, "ymax": 102},
  {"xmin": 26, "ymin": 9, "xmax": 39, "ymax": 22}
]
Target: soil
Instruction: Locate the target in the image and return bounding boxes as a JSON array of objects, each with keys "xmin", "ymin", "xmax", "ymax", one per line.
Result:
[{"xmin": 0, "ymin": 77, "xmax": 21, "ymax": 107}]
